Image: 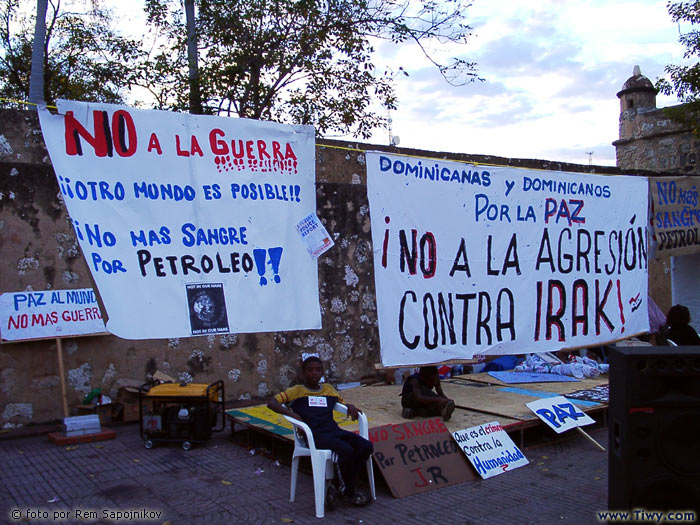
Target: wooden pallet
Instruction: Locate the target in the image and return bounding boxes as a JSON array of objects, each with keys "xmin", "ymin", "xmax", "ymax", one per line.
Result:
[{"xmin": 226, "ymin": 373, "xmax": 608, "ymax": 442}]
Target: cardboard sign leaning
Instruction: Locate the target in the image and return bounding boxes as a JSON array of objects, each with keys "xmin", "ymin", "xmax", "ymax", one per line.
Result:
[
  {"xmin": 0, "ymin": 288, "xmax": 107, "ymax": 419},
  {"xmin": 452, "ymin": 421, "xmax": 529, "ymax": 479},
  {"xmin": 649, "ymin": 176, "xmax": 700, "ymax": 257},
  {"xmin": 369, "ymin": 418, "xmax": 475, "ymax": 498},
  {"xmin": 525, "ymin": 395, "xmax": 595, "ymax": 434},
  {"xmin": 526, "ymin": 395, "xmax": 604, "ymax": 451},
  {"xmin": 0, "ymin": 288, "xmax": 106, "ymax": 342}
]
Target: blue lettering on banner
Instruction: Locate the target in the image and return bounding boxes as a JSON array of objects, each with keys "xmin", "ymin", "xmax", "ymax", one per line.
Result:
[
  {"xmin": 253, "ymin": 247, "xmax": 283, "ymax": 286},
  {"xmin": 181, "ymin": 223, "xmax": 248, "ymax": 247},
  {"xmin": 230, "ymin": 182, "xmax": 301, "ymax": 202},
  {"xmin": 66, "ymin": 290, "xmax": 97, "ymax": 305},
  {"xmin": 130, "ymin": 226, "xmax": 172, "ymax": 247},
  {"xmin": 91, "ymin": 253, "xmax": 126, "ymax": 274},
  {"xmin": 133, "ymin": 182, "xmax": 196, "ymax": 201},
  {"xmin": 536, "ymin": 402, "xmax": 586, "ymax": 428},
  {"xmin": 656, "ymin": 180, "xmax": 700, "ymax": 207},
  {"xmin": 522, "ymin": 176, "xmax": 611, "ymax": 199},
  {"xmin": 13, "ymin": 292, "xmax": 47, "ymax": 310},
  {"xmin": 378, "ymin": 156, "xmax": 491, "ymax": 187},
  {"xmin": 470, "ymin": 447, "xmax": 524, "ymax": 476},
  {"xmin": 57, "ymin": 175, "xmax": 125, "ymax": 201}
]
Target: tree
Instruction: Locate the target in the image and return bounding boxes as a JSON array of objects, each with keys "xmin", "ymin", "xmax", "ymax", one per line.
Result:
[
  {"xmin": 0, "ymin": 0, "xmax": 143, "ymax": 108},
  {"xmin": 657, "ymin": 1, "xmax": 700, "ymax": 130},
  {"xmin": 139, "ymin": 0, "xmax": 479, "ymax": 138},
  {"xmin": 184, "ymin": 0, "xmax": 202, "ymax": 114},
  {"xmin": 28, "ymin": 0, "xmax": 47, "ymax": 107}
]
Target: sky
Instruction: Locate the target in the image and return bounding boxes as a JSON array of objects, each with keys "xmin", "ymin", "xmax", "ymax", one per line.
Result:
[
  {"xmin": 112, "ymin": 0, "xmax": 689, "ymax": 167},
  {"xmin": 364, "ymin": 0, "xmax": 688, "ymax": 166}
]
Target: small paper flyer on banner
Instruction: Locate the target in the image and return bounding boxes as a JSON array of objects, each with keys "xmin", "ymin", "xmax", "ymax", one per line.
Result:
[
  {"xmin": 525, "ymin": 396, "xmax": 595, "ymax": 434},
  {"xmin": 296, "ymin": 213, "xmax": 334, "ymax": 258},
  {"xmin": 185, "ymin": 283, "xmax": 229, "ymax": 335},
  {"xmin": 452, "ymin": 421, "xmax": 528, "ymax": 479}
]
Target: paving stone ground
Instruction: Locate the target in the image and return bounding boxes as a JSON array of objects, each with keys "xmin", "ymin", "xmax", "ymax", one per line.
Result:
[{"xmin": 0, "ymin": 421, "xmax": 609, "ymax": 525}]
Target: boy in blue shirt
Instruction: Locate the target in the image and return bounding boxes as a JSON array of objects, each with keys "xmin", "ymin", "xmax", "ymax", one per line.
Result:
[{"xmin": 268, "ymin": 356, "xmax": 372, "ymax": 507}]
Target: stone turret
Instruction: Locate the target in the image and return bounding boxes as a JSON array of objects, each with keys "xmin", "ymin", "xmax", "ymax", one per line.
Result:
[
  {"xmin": 613, "ymin": 65, "xmax": 699, "ymax": 173},
  {"xmin": 617, "ymin": 66, "xmax": 658, "ymax": 144},
  {"xmin": 617, "ymin": 65, "xmax": 657, "ymax": 114}
]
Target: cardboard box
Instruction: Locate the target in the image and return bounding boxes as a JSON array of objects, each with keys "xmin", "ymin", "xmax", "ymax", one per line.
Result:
[
  {"xmin": 75, "ymin": 403, "xmax": 112, "ymax": 425},
  {"xmin": 116, "ymin": 388, "xmax": 140, "ymax": 422},
  {"xmin": 115, "ymin": 378, "xmax": 143, "ymax": 422}
]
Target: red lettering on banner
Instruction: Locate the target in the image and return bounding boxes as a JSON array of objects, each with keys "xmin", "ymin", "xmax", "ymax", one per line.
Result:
[
  {"xmin": 412, "ymin": 467, "xmax": 430, "ymax": 488},
  {"xmin": 61, "ymin": 307, "xmax": 102, "ymax": 323},
  {"xmin": 64, "ymin": 110, "xmax": 137, "ymax": 158},
  {"xmin": 147, "ymin": 133, "xmax": 162, "ymax": 154}
]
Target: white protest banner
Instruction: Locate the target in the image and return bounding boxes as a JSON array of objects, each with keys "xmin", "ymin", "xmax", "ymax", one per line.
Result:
[
  {"xmin": 0, "ymin": 289, "xmax": 106, "ymax": 342},
  {"xmin": 649, "ymin": 176, "xmax": 700, "ymax": 256},
  {"xmin": 452, "ymin": 421, "xmax": 528, "ymax": 479},
  {"xmin": 367, "ymin": 151, "xmax": 649, "ymax": 366},
  {"xmin": 525, "ymin": 396, "xmax": 595, "ymax": 433},
  {"xmin": 39, "ymin": 100, "xmax": 320, "ymax": 339}
]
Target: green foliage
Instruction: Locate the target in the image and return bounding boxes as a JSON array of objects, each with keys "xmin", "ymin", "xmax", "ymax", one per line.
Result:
[
  {"xmin": 657, "ymin": 1, "xmax": 700, "ymax": 130},
  {"xmin": 0, "ymin": 0, "xmax": 143, "ymax": 107},
  {"xmin": 139, "ymin": 0, "xmax": 478, "ymax": 138}
]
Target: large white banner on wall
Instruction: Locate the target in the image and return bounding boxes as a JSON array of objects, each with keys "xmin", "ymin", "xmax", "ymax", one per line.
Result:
[
  {"xmin": 366, "ymin": 152, "xmax": 649, "ymax": 366},
  {"xmin": 39, "ymin": 100, "xmax": 320, "ymax": 340}
]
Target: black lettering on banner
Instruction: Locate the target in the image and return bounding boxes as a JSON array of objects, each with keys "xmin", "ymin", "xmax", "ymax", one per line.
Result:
[
  {"xmin": 572, "ymin": 279, "xmax": 588, "ymax": 336},
  {"xmin": 456, "ymin": 293, "xmax": 476, "ymax": 345},
  {"xmin": 399, "ymin": 229, "xmax": 418, "ymax": 275},
  {"xmin": 546, "ymin": 280, "xmax": 566, "ymax": 342},
  {"xmin": 423, "ymin": 294, "xmax": 438, "ymax": 350},
  {"xmin": 399, "ymin": 290, "xmax": 419, "ymax": 349},
  {"xmin": 595, "ymin": 279, "xmax": 614, "ymax": 335},
  {"xmin": 536, "ymin": 228, "xmax": 554, "ymax": 272},
  {"xmin": 577, "ymin": 229, "xmax": 591, "ymax": 272},
  {"xmin": 477, "ymin": 292, "xmax": 492, "ymax": 345},
  {"xmin": 496, "ymin": 288, "xmax": 515, "ymax": 342}
]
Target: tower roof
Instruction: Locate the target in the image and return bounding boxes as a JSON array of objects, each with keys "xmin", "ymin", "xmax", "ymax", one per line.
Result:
[{"xmin": 617, "ymin": 65, "xmax": 657, "ymax": 98}]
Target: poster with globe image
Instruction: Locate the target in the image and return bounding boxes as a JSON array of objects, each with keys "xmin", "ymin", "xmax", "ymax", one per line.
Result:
[{"xmin": 186, "ymin": 283, "xmax": 229, "ymax": 335}]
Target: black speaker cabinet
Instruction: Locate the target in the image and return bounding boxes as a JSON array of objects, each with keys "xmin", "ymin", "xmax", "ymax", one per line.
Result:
[{"xmin": 609, "ymin": 345, "xmax": 700, "ymax": 513}]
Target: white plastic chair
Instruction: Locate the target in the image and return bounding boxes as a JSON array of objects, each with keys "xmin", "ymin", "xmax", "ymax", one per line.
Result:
[{"xmin": 283, "ymin": 403, "xmax": 376, "ymax": 518}]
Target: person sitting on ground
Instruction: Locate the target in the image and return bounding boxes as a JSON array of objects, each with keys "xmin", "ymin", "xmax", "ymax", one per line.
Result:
[
  {"xmin": 267, "ymin": 356, "xmax": 372, "ymax": 507},
  {"xmin": 664, "ymin": 304, "xmax": 700, "ymax": 346},
  {"xmin": 400, "ymin": 366, "xmax": 456, "ymax": 421}
]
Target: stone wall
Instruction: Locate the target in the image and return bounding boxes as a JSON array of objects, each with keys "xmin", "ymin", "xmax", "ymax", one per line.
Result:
[
  {"xmin": 0, "ymin": 108, "xmax": 671, "ymax": 427},
  {"xmin": 614, "ymin": 105, "xmax": 700, "ymax": 174}
]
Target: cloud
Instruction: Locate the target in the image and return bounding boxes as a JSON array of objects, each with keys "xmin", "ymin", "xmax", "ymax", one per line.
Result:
[{"xmin": 369, "ymin": 0, "xmax": 686, "ymax": 166}]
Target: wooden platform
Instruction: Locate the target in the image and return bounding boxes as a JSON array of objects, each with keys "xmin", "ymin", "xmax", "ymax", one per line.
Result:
[{"xmin": 226, "ymin": 373, "xmax": 608, "ymax": 443}]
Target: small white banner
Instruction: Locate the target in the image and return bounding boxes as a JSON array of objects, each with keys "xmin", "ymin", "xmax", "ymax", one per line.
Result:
[
  {"xmin": 525, "ymin": 395, "xmax": 595, "ymax": 433},
  {"xmin": 452, "ymin": 421, "xmax": 528, "ymax": 479},
  {"xmin": 0, "ymin": 289, "xmax": 106, "ymax": 342}
]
